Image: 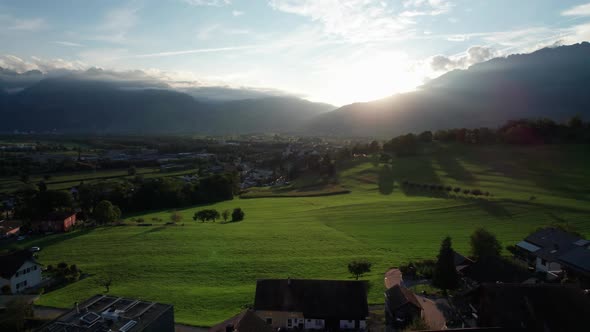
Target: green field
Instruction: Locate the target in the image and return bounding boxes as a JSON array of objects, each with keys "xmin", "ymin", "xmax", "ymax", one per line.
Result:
[{"xmin": 4, "ymin": 144, "xmax": 590, "ymax": 327}]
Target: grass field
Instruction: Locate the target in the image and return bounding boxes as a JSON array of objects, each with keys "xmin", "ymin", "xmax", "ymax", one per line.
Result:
[{"xmin": 3, "ymin": 144, "xmax": 590, "ymax": 327}]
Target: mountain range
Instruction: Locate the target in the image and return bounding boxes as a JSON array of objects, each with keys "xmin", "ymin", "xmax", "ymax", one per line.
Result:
[{"xmin": 1, "ymin": 42, "xmax": 589, "ymax": 136}]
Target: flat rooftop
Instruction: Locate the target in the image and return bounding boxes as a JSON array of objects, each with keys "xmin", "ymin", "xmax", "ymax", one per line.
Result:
[{"xmin": 38, "ymin": 294, "xmax": 173, "ymax": 332}]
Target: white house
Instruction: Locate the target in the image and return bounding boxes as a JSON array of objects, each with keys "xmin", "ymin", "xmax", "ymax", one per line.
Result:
[{"xmin": 0, "ymin": 250, "xmax": 42, "ymax": 294}]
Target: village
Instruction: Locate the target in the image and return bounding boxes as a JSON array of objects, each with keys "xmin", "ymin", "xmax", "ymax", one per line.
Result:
[{"xmin": 1, "ymin": 225, "xmax": 589, "ymax": 331}]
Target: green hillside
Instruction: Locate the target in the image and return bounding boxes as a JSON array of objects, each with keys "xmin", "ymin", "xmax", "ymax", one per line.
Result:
[{"xmin": 5, "ymin": 144, "xmax": 590, "ymax": 327}]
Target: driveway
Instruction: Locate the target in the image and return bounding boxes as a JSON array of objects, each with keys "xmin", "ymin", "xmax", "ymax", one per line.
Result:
[
  {"xmin": 384, "ymin": 268, "xmax": 402, "ymax": 289},
  {"xmin": 415, "ymin": 295, "xmax": 447, "ymax": 330}
]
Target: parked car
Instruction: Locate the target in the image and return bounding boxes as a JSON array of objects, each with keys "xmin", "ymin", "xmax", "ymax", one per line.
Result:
[
  {"xmin": 17, "ymin": 236, "xmax": 26, "ymax": 241},
  {"xmin": 29, "ymin": 246, "xmax": 41, "ymax": 252}
]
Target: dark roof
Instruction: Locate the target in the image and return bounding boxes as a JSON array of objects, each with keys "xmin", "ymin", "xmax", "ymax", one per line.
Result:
[
  {"xmin": 38, "ymin": 294, "xmax": 174, "ymax": 332},
  {"xmin": 454, "ymin": 251, "xmax": 474, "ymax": 266},
  {"xmin": 209, "ymin": 309, "xmax": 272, "ymax": 332},
  {"xmin": 559, "ymin": 246, "xmax": 590, "ymax": 274},
  {"xmin": 46, "ymin": 211, "xmax": 76, "ymax": 221},
  {"xmin": 524, "ymin": 228, "xmax": 584, "ymax": 262},
  {"xmin": 254, "ymin": 279, "xmax": 368, "ymax": 319},
  {"xmin": 384, "ymin": 285, "xmax": 422, "ymax": 311},
  {"xmin": 461, "ymin": 256, "xmax": 531, "ymax": 283},
  {"xmin": 0, "ymin": 250, "xmax": 39, "ymax": 279},
  {"xmin": 473, "ymin": 283, "xmax": 590, "ymax": 331}
]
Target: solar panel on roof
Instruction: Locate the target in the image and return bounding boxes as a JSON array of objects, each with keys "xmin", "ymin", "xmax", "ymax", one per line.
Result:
[
  {"xmin": 80, "ymin": 312, "xmax": 101, "ymax": 325},
  {"xmin": 574, "ymin": 239, "xmax": 590, "ymax": 246},
  {"xmin": 119, "ymin": 320, "xmax": 137, "ymax": 332}
]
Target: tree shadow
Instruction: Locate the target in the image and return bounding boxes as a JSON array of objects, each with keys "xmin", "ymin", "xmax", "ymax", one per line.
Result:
[
  {"xmin": 473, "ymin": 199, "xmax": 512, "ymax": 218},
  {"xmin": 0, "ymin": 228, "xmax": 95, "ymax": 252},
  {"xmin": 432, "ymin": 152, "xmax": 477, "ymax": 185},
  {"xmin": 378, "ymin": 165, "xmax": 394, "ymax": 195},
  {"xmin": 131, "ymin": 225, "xmax": 166, "ymax": 237}
]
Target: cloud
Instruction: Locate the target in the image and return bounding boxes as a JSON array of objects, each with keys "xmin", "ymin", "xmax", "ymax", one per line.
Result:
[
  {"xmin": 88, "ymin": 7, "xmax": 139, "ymax": 43},
  {"xmin": 268, "ymin": 0, "xmax": 415, "ymax": 43},
  {"xmin": 197, "ymin": 24, "xmax": 250, "ymax": 40},
  {"xmin": 430, "ymin": 46, "xmax": 496, "ymax": 71},
  {"xmin": 0, "ymin": 14, "xmax": 46, "ymax": 31},
  {"xmin": 182, "ymin": 0, "xmax": 231, "ymax": 6},
  {"xmin": 130, "ymin": 45, "xmax": 257, "ymax": 58},
  {"xmin": 562, "ymin": 3, "xmax": 590, "ymax": 16},
  {"xmin": 400, "ymin": 0, "xmax": 454, "ymax": 17},
  {"xmin": 53, "ymin": 41, "xmax": 84, "ymax": 47},
  {"xmin": 0, "ymin": 54, "xmax": 87, "ymax": 73},
  {"xmin": 232, "ymin": 10, "xmax": 244, "ymax": 16}
]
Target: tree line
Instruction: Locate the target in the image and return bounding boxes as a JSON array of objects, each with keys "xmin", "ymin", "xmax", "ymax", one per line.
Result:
[{"xmin": 12, "ymin": 172, "xmax": 239, "ymax": 224}]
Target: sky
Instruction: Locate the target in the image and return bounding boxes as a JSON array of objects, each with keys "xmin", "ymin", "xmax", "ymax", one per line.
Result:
[{"xmin": 1, "ymin": 0, "xmax": 590, "ymax": 106}]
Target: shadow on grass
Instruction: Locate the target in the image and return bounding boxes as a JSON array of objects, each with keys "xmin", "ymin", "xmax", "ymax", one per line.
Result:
[
  {"xmin": 131, "ymin": 225, "xmax": 167, "ymax": 237},
  {"xmin": 473, "ymin": 199, "xmax": 512, "ymax": 218},
  {"xmin": 0, "ymin": 228, "xmax": 95, "ymax": 252},
  {"xmin": 433, "ymin": 152, "xmax": 477, "ymax": 185},
  {"xmin": 378, "ymin": 165, "xmax": 394, "ymax": 195}
]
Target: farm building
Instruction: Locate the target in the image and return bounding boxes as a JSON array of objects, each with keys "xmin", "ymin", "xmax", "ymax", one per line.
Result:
[
  {"xmin": 38, "ymin": 294, "xmax": 174, "ymax": 332},
  {"xmin": 384, "ymin": 285, "xmax": 423, "ymax": 328},
  {"xmin": 253, "ymin": 278, "xmax": 368, "ymax": 331},
  {"xmin": 0, "ymin": 250, "xmax": 42, "ymax": 294},
  {"xmin": 209, "ymin": 309, "xmax": 272, "ymax": 332},
  {"xmin": 0, "ymin": 220, "xmax": 21, "ymax": 238},
  {"xmin": 33, "ymin": 211, "xmax": 77, "ymax": 233}
]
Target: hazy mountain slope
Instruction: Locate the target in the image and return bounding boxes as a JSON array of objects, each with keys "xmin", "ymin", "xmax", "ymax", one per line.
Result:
[
  {"xmin": 0, "ymin": 77, "xmax": 335, "ymax": 134},
  {"xmin": 309, "ymin": 42, "xmax": 590, "ymax": 137}
]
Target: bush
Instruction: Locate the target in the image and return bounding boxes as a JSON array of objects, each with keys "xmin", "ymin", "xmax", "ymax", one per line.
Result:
[{"xmin": 231, "ymin": 208, "xmax": 245, "ymax": 222}]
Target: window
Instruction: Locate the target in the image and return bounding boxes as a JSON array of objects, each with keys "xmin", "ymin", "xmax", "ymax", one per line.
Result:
[
  {"xmin": 307, "ymin": 319, "xmax": 311, "ymax": 322},
  {"xmin": 287, "ymin": 319, "xmax": 292, "ymax": 326},
  {"xmin": 316, "ymin": 320, "xmax": 322, "ymax": 325},
  {"xmin": 265, "ymin": 318, "xmax": 272, "ymax": 325},
  {"xmin": 34, "ymin": 266, "xmax": 37, "ymax": 270},
  {"xmin": 15, "ymin": 271, "xmax": 19, "ymax": 277},
  {"xmin": 541, "ymin": 259, "xmax": 547, "ymax": 265}
]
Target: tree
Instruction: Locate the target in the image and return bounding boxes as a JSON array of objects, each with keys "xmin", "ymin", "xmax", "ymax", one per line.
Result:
[
  {"xmin": 231, "ymin": 208, "xmax": 245, "ymax": 222},
  {"xmin": 193, "ymin": 209, "xmax": 220, "ymax": 222},
  {"xmin": 128, "ymin": 166, "xmax": 137, "ymax": 176},
  {"xmin": 170, "ymin": 211, "xmax": 183, "ymax": 223},
  {"xmin": 222, "ymin": 209, "xmax": 230, "ymax": 223},
  {"xmin": 1, "ymin": 285, "xmax": 10, "ymax": 295},
  {"xmin": 93, "ymin": 200, "xmax": 120, "ymax": 224},
  {"xmin": 432, "ymin": 236, "xmax": 459, "ymax": 290},
  {"xmin": 348, "ymin": 260, "xmax": 372, "ymax": 280},
  {"xmin": 453, "ymin": 187, "xmax": 461, "ymax": 193},
  {"xmin": 97, "ymin": 276, "xmax": 113, "ymax": 293},
  {"xmin": 470, "ymin": 228, "xmax": 502, "ymax": 259}
]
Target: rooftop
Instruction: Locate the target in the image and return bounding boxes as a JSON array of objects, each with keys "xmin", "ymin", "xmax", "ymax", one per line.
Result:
[
  {"xmin": 38, "ymin": 294, "xmax": 173, "ymax": 332},
  {"xmin": 385, "ymin": 285, "xmax": 422, "ymax": 311},
  {"xmin": 524, "ymin": 227, "xmax": 586, "ymax": 261},
  {"xmin": 0, "ymin": 250, "xmax": 39, "ymax": 279},
  {"xmin": 254, "ymin": 278, "xmax": 368, "ymax": 319}
]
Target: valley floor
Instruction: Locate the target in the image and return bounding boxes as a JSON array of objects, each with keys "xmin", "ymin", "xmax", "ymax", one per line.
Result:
[{"xmin": 4, "ymin": 144, "xmax": 590, "ymax": 327}]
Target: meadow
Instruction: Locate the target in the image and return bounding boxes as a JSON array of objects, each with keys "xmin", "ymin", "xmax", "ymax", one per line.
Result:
[{"xmin": 4, "ymin": 144, "xmax": 590, "ymax": 327}]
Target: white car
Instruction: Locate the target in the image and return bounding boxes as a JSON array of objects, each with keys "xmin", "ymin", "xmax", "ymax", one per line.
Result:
[
  {"xmin": 17, "ymin": 236, "xmax": 26, "ymax": 241},
  {"xmin": 29, "ymin": 246, "xmax": 41, "ymax": 252}
]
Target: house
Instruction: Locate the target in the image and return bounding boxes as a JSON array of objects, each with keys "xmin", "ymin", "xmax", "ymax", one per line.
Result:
[
  {"xmin": 253, "ymin": 278, "xmax": 369, "ymax": 331},
  {"xmin": 37, "ymin": 294, "xmax": 175, "ymax": 332},
  {"xmin": 209, "ymin": 309, "xmax": 273, "ymax": 332},
  {"xmin": 0, "ymin": 250, "xmax": 42, "ymax": 294},
  {"xmin": 454, "ymin": 251, "xmax": 474, "ymax": 274},
  {"xmin": 515, "ymin": 227, "xmax": 590, "ymax": 275},
  {"xmin": 468, "ymin": 283, "xmax": 590, "ymax": 331},
  {"xmin": 384, "ymin": 285, "xmax": 423, "ymax": 328},
  {"xmin": 0, "ymin": 220, "xmax": 21, "ymax": 238},
  {"xmin": 33, "ymin": 212, "xmax": 77, "ymax": 233}
]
